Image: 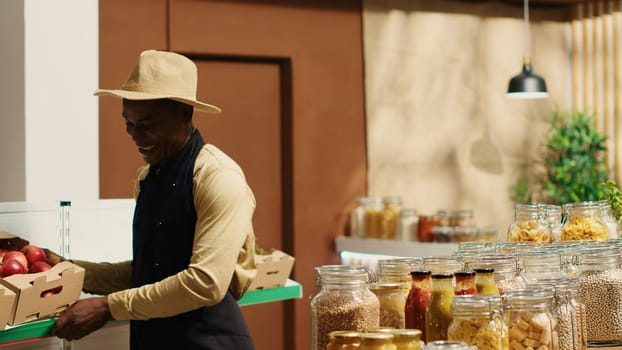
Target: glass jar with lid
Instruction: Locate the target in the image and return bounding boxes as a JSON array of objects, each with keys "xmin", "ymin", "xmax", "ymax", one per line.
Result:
[
  {"xmin": 471, "ymin": 254, "xmax": 525, "ymax": 294},
  {"xmin": 504, "ymin": 287, "xmax": 559, "ymax": 350},
  {"xmin": 423, "ymin": 256, "xmax": 463, "ymax": 274},
  {"xmin": 423, "ymin": 341, "xmax": 473, "ymax": 350},
  {"xmin": 451, "ymin": 227, "xmax": 479, "ymax": 243},
  {"xmin": 449, "ymin": 210, "xmax": 476, "ymax": 227},
  {"xmin": 539, "ymin": 204, "xmax": 563, "ymax": 242},
  {"xmin": 568, "ymin": 278, "xmax": 587, "ymax": 350},
  {"xmin": 561, "ymin": 202, "xmax": 608, "ymax": 241},
  {"xmin": 382, "ymin": 196, "xmax": 403, "ymax": 240},
  {"xmin": 359, "ymin": 332, "xmax": 397, "ymax": 350},
  {"xmin": 473, "ymin": 268, "xmax": 500, "ymax": 296},
  {"xmin": 476, "ymin": 225, "xmax": 498, "ymax": 242},
  {"xmin": 425, "ymin": 274, "xmax": 455, "ymax": 341},
  {"xmin": 327, "ymin": 331, "xmax": 362, "ymax": 350},
  {"xmin": 391, "ymin": 329, "xmax": 423, "ymax": 350},
  {"xmin": 377, "ymin": 257, "xmax": 423, "ymax": 297},
  {"xmin": 596, "ymin": 200, "xmax": 619, "ymax": 239},
  {"xmin": 311, "ymin": 265, "xmax": 380, "ymax": 350},
  {"xmin": 577, "ymin": 244, "xmax": 622, "ymax": 345},
  {"xmin": 528, "ymin": 279, "xmax": 579, "ymax": 350},
  {"xmin": 365, "ymin": 196, "xmax": 385, "ymax": 239},
  {"xmin": 351, "ymin": 196, "xmax": 371, "ymax": 238},
  {"xmin": 454, "ymin": 271, "xmax": 478, "ymax": 295},
  {"xmin": 431, "ymin": 226, "xmax": 452, "ymax": 243},
  {"xmin": 436, "ymin": 210, "xmax": 451, "ymax": 227},
  {"xmin": 397, "ymin": 209, "xmax": 419, "ymax": 242},
  {"xmin": 507, "ymin": 203, "xmax": 552, "ymax": 243},
  {"xmin": 405, "ymin": 271, "xmax": 432, "ymax": 342},
  {"xmin": 418, "ymin": 215, "xmax": 436, "ymax": 242},
  {"xmin": 447, "ymin": 295, "xmax": 508, "ymax": 350},
  {"xmin": 522, "ymin": 251, "xmax": 568, "ymax": 282},
  {"xmin": 370, "ymin": 282, "xmax": 407, "ymax": 329}
]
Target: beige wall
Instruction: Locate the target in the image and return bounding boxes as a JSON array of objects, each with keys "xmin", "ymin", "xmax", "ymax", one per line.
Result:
[{"xmin": 363, "ymin": 0, "xmax": 572, "ymax": 238}]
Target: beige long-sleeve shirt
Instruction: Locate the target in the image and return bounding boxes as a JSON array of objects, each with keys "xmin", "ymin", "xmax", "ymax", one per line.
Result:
[{"xmin": 73, "ymin": 144, "xmax": 257, "ymax": 321}]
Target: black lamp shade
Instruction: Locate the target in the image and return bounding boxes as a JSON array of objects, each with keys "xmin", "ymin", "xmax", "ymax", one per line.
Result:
[{"xmin": 507, "ymin": 63, "xmax": 548, "ymax": 99}]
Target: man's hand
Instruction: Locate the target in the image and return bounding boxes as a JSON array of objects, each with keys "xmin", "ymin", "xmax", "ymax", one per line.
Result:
[{"xmin": 54, "ymin": 296, "xmax": 113, "ymax": 341}]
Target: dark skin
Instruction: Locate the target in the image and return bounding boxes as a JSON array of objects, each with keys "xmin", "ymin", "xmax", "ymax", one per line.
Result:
[{"xmin": 54, "ymin": 98, "xmax": 195, "ymax": 341}]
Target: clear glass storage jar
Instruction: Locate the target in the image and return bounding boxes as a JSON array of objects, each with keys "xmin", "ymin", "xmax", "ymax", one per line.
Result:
[
  {"xmin": 365, "ymin": 196, "xmax": 385, "ymax": 239},
  {"xmin": 327, "ymin": 331, "xmax": 362, "ymax": 350},
  {"xmin": 561, "ymin": 202, "xmax": 608, "ymax": 242},
  {"xmin": 449, "ymin": 210, "xmax": 476, "ymax": 228},
  {"xmin": 447, "ymin": 295, "xmax": 508, "ymax": 350},
  {"xmin": 370, "ymin": 282, "xmax": 407, "ymax": 329},
  {"xmin": 351, "ymin": 196, "xmax": 371, "ymax": 238},
  {"xmin": 377, "ymin": 257, "xmax": 423, "ymax": 298},
  {"xmin": 311, "ymin": 265, "xmax": 380, "ymax": 350},
  {"xmin": 398, "ymin": 209, "xmax": 419, "ymax": 242},
  {"xmin": 391, "ymin": 329, "xmax": 423, "ymax": 350},
  {"xmin": 522, "ymin": 251, "xmax": 570, "ymax": 283},
  {"xmin": 360, "ymin": 332, "xmax": 397, "ymax": 350},
  {"xmin": 425, "ymin": 273, "xmax": 455, "ymax": 342},
  {"xmin": 539, "ymin": 204, "xmax": 563, "ymax": 242},
  {"xmin": 423, "ymin": 341, "xmax": 473, "ymax": 350},
  {"xmin": 504, "ymin": 287, "xmax": 559, "ymax": 350},
  {"xmin": 382, "ymin": 196, "xmax": 403, "ymax": 240},
  {"xmin": 507, "ymin": 204, "xmax": 552, "ymax": 243},
  {"xmin": 405, "ymin": 271, "xmax": 432, "ymax": 342},
  {"xmin": 471, "ymin": 254, "xmax": 525, "ymax": 294},
  {"xmin": 596, "ymin": 200, "xmax": 619, "ymax": 239},
  {"xmin": 577, "ymin": 245, "xmax": 622, "ymax": 345},
  {"xmin": 423, "ymin": 256, "xmax": 462, "ymax": 274}
]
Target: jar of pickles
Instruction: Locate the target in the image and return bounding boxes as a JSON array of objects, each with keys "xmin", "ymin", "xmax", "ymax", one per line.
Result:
[
  {"xmin": 327, "ymin": 331, "xmax": 362, "ymax": 350},
  {"xmin": 561, "ymin": 202, "xmax": 608, "ymax": 242},
  {"xmin": 507, "ymin": 204, "xmax": 552, "ymax": 243},
  {"xmin": 311, "ymin": 265, "xmax": 380, "ymax": 350},
  {"xmin": 391, "ymin": 329, "xmax": 423, "ymax": 350},
  {"xmin": 370, "ymin": 282, "xmax": 407, "ymax": 329},
  {"xmin": 504, "ymin": 287, "xmax": 559, "ymax": 350},
  {"xmin": 448, "ymin": 295, "xmax": 508, "ymax": 350},
  {"xmin": 425, "ymin": 274, "xmax": 455, "ymax": 341},
  {"xmin": 360, "ymin": 332, "xmax": 397, "ymax": 350}
]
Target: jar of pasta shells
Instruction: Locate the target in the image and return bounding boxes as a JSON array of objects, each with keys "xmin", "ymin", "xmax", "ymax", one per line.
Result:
[
  {"xmin": 561, "ymin": 202, "xmax": 608, "ymax": 242},
  {"xmin": 504, "ymin": 287, "xmax": 560, "ymax": 350},
  {"xmin": 507, "ymin": 204, "xmax": 552, "ymax": 243},
  {"xmin": 311, "ymin": 265, "xmax": 380, "ymax": 350},
  {"xmin": 448, "ymin": 295, "xmax": 508, "ymax": 350}
]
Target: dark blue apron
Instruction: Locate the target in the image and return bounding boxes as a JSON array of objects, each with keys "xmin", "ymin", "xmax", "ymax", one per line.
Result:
[{"xmin": 130, "ymin": 130, "xmax": 254, "ymax": 350}]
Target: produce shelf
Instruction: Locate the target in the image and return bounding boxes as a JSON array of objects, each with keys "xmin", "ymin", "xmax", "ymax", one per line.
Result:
[
  {"xmin": 335, "ymin": 236, "xmax": 460, "ymax": 258},
  {"xmin": 0, "ymin": 280, "xmax": 302, "ymax": 346}
]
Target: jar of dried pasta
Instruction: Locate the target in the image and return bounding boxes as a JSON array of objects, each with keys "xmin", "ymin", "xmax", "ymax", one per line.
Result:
[
  {"xmin": 448, "ymin": 295, "xmax": 508, "ymax": 350},
  {"xmin": 561, "ymin": 202, "xmax": 608, "ymax": 242},
  {"xmin": 382, "ymin": 196, "xmax": 403, "ymax": 240},
  {"xmin": 507, "ymin": 204, "xmax": 552, "ymax": 243},
  {"xmin": 504, "ymin": 287, "xmax": 559, "ymax": 350}
]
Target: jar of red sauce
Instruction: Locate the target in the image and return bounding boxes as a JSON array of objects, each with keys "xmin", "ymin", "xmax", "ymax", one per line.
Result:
[
  {"xmin": 417, "ymin": 215, "xmax": 436, "ymax": 242},
  {"xmin": 405, "ymin": 271, "xmax": 432, "ymax": 342}
]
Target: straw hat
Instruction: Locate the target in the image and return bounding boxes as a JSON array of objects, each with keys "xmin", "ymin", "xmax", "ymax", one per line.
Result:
[{"xmin": 94, "ymin": 49, "xmax": 221, "ymax": 113}]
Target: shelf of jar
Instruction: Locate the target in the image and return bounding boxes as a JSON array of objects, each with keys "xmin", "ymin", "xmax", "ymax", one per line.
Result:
[{"xmin": 335, "ymin": 236, "xmax": 460, "ymax": 259}]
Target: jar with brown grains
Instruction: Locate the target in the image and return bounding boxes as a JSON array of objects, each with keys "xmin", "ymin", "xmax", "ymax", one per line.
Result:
[{"xmin": 311, "ymin": 265, "xmax": 380, "ymax": 350}]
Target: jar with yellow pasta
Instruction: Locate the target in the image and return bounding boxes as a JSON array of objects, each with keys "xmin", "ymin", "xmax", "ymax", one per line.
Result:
[
  {"xmin": 448, "ymin": 295, "xmax": 509, "ymax": 350},
  {"xmin": 561, "ymin": 202, "xmax": 608, "ymax": 242},
  {"xmin": 504, "ymin": 287, "xmax": 559, "ymax": 350},
  {"xmin": 382, "ymin": 196, "xmax": 403, "ymax": 240},
  {"xmin": 507, "ymin": 204, "xmax": 552, "ymax": 243}
]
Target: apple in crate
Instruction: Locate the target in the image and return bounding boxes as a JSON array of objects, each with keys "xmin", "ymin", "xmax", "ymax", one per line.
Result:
[
  {"xmin": 20, "ymin": 245, "xmax": 46, "ymax": 266},
  {"xmin": 2, "ymin": 251, "xmax": 28, "ymax": 270},
  {"xmin": 0, "ymin": 258, "xmax": 28, "ymax": 277},
  {"xmin": 29, "ymin": 261, "xmax": 52, "ymax": 273}
]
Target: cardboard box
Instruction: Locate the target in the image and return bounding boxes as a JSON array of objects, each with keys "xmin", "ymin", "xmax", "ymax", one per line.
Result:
[
  {"xmin": 0, "ymin": 284, "xmax": 16, "ymax": 329},
  {"xmin": 0, "ymin": 231, "xmax": 85, "ymax": 326},
  {"xmin": 247, "ymin": 249, "xmax": 295, "ymax": 291}
]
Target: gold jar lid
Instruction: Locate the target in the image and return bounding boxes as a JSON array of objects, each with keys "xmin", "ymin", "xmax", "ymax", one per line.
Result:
[
  {"xmin": 328, "ymin": 330, "xmax": 361, "ymax": 340},
  {"xmin": 391, "ymin": 328, "xmax": 422, "ymax": 339},
  {"xmin": 363, "ymin": 327, "xmax": 395, "ymax": 333},
  {"xmin": 360, "ymin": 332, "xmax": 395, "ymax": 340}
]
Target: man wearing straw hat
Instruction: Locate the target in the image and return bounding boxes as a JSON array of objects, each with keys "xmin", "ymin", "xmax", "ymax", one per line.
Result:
[{"xmin": 54, "ymin": 50, "xmax": 257, "ymax": 350}]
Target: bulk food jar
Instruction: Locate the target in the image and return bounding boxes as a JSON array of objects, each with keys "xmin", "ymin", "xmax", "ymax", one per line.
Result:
[
  {"xmin": 327, "ymin": 330, "xmax": 362, "ymax": 350},
  {"xmin": 471, "ymin": 254, "xmax": 525, "ymax": 294},
  {"xmin": 539, "ymin": 204, "xmax": 563, "ymax": 242},
  {"xmin": 311, "ymin": 265, "xmax": 380, "ymax": 350},
  {"xmin": 447, "ymin": 295, "xmax": 508, "ymax": 350},
  {"xmin": 507, "ymin": 203, "xmax": 552, "ymax": 243},
  {"xmin": 560, "ymin": 202, "xmax": 608, "ymax": 242},
  {"xmin": 504, "ymin": 287, "xmax": 559, "ymax": 350},
  {"xmin": 369, "ymin": 282, "xmax": 406, "ymax": 329},
  {"xmin": 596, "ymin": 200, "xmax": 619, "ymax": 239},
  {"xmin": 425, "ymin": 274, "xmax": 454, "ymax": 342},
  {"xmin": 423, "ymin": 341, "xmax": 473, "ymax": 350},
  {"xmin": 423, "ymin": 256, "xmax": 462, "ymax": 274},
  {"xmin": 521, "ymin": 251, "xmax": 570, "ymax": 283},
  {"xmin": 577, "ymin": 245, "xmax": 622, "ymax": 345},
  {"xmin": 359, "ymin": 332, "xmax": 397, "ymax": 350},
  {"xmin": 405, "ymin": 271, "xmax": 432, "ymax": 341},
  {"xmin": 391, "ymin": 329, "xmax": 423, "ymax": 350}
]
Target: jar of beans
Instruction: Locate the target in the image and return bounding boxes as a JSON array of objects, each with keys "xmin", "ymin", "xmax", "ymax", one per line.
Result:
[
  {"xmin": 311, "ymin": 265, "xmax": 380, "ymax": 350},
  {"xmin": 448, "ymin": 295, "xmax": 508, "ymax": 350},
  {"xmin": 577, "ymin": 244, "xmax": 622, "ymax": 345}
]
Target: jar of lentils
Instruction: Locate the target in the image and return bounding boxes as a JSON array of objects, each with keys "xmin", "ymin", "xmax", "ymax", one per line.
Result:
[
  {"xmin": 311, "ymin": 265, "xmax": 380, "ymax": 350},
  {"xmin": 577, "ymin": 244, "xmax": 622, "ymax": 345},
  {"xmin": 447, "ymin": 295, "xmax": 508, "ymax": 350}
]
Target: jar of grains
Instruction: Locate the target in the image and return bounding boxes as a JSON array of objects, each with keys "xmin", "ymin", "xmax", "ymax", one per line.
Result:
[
  {"xmin": 448, "ymin": 295, "xmax": 509, "ymax": 350},
  {"xmin": 351, "ymin": 196, "xmax": 372, "ymax": 238},
  {"xmin": 365, "ymin": 196, "xmax": 385, "ymax": 239},
  {"xmin": 311, "ymin": 265, "xmax": 380, "ymax": 350},
  {"xmin": 405, "ymin": 271, "xmax": 432, "ymax": 342},
  {"xmin": 370, "ymin": 282, "xmax": 407, "ymax": 329},
  {"xmin": 539, "ymin": 204, "xmax": 563, "ymax": 242},
  {"xmin": 327, "ymin": 331, "xmax": 362, "ymax": 350},
  {"xmin": 425, "ymin": 274, "xmax": 455, "ymax": 342},
  {"xmin": 507, "ymin": 203, "xmax": 552, "ymax": 243},
  {"xmin": 382, "ymin": 196, "xmax": 403, "ymax": 240},
  {"xmin": 471, "ymin": 254, "xmax": 526, "ymax": 294},
  {"xmin": 359, "ymin": 332, "xmax": 397, "ymax": 350},
  {"xmin": 504, "ymin": 287, "xmax": 560, "ymax": 350},
  {"xmin": 577, "ymin": 245, "xmax": 622, "ymax": 345},
  {"xmin": 528, "ymin": 280, "xmax": 580, "ymax": 350},
  {"xmin": 422, "ymin": 341, "xmax": 473, "ymax": 350},
  {"xmin": 391, "ymin": 329, "xmax": 423, "ymax": 350},
  {"xmin": 561, "ymin": 202, "xmax": 608, "ymax": 242}
]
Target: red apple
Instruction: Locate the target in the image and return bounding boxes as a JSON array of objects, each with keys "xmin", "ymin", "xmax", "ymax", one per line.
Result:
[
  {"xmin": 3, "ymin": 251, "xmax": 28, "ymax": 270},
  {"xmin": 0, "ymin": 258, "xmax": 28, "ymax": 277},
  {"xmin": 29, "ymin": 261, "xmax": 52, "ymax": 273},
  {"xmin": 20, "ymin": 244, "xmax": 46, "ymax": 267},
  {"xmin": 0, "ymin": 249, "xmax": 7, "ymax": 261},
  {"xmin": 40, "ymin": 286, "xmax": 62, "ymax": 298}
]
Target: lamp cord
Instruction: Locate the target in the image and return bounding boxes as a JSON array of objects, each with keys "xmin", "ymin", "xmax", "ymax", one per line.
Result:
[{"xmin": 524, "ymin": 0, "xmax": 531, "ymax": 61}]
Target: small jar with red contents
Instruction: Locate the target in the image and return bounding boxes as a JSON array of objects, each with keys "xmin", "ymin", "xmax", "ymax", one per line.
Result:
[
  {"xmin": 405, "ymin": 271, "xmax": 432, "ymax": 342},
  {"xmin": 417, "ymin": 215, "xmax": 436, "ymax": 242}
]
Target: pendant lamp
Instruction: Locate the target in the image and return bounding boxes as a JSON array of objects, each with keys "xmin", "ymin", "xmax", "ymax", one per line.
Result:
[{"xmin": 507, "ymin": 0, "xmax": 548, "ymax": 99}]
